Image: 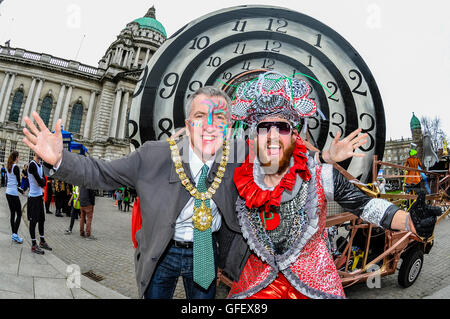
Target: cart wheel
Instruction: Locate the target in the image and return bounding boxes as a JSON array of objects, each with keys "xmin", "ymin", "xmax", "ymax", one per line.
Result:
[{"xmin": 398, "ymin": 247, "xmax": 424, "ymax": 288}]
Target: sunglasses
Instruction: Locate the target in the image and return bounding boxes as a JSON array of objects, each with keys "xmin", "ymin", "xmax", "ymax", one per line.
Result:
[{"xmin": 256, "ymin": 121, "xmax": 293, "ymax": 135}]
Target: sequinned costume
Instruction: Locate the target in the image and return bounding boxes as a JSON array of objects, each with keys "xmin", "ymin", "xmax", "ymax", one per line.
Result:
[{"xmin": 227, "ymin": 72, "xmax": 401, "ymax": 299}]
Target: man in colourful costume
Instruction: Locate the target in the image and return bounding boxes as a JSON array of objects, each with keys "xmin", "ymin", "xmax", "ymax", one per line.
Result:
[
  {"xmin": 226, "ymin": 72, "xmax": 440, "ymax": 299},
  {"xmin": 404, "ymin": 147, "xmax": 423, "ymax": 188}
]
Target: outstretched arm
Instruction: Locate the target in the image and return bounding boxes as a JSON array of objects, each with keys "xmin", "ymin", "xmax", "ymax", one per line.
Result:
[
  {"xmin": 319, "ymin": 128, "xmax": 368, "ymax": 164},
  {"xmin": 329, "ymin": 168, "xmax": 417, "ymax": 233},
  {"xmin": 22, "ymin": 111, "xmax": 142, "ymax": 191}
]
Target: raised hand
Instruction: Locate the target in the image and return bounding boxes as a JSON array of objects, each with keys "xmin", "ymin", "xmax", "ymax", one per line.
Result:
[
  {"xmin": 327, "ymin": 128, "xmax": 368, "ymax": 163},
  {"xmin": 22, "ymin": 111, "xmax": 63, "ymax": 166}
]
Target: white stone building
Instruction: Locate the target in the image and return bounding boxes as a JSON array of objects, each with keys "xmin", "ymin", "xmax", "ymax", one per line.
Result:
[{"xmin": 0, "ymin": 6, "xmax": 166, "ymax": 166}]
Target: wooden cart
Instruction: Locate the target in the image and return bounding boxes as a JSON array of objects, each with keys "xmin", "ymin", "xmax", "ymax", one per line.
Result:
[{"xmin": 217, "ymin": 154, "xmax": 450, "ymax": 290}]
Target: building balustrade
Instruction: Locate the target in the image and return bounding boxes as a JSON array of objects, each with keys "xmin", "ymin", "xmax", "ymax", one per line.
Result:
[{"xmin": 0, "ymin": 45, "xmax": 104, "ymax": 77}]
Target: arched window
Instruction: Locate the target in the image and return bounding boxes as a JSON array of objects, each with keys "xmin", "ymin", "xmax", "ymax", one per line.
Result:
[
  {"xmin": 68, "ymin": 103, "xmax": 83, "ymax": 134},
  {"xmin": 8, "ymin": 90, "xmax": 24, "ymax": 122},
  {"xmin": 39, "ymin": 96, "xmax": 53, "ymax": 127}
]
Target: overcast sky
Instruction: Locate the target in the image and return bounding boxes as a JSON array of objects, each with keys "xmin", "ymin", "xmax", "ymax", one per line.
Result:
[{"xmin": 1, "ymin": 0, "xmax": 449, "ymax": 141}]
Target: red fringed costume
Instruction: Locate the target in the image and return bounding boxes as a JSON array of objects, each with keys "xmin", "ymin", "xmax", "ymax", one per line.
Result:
[{"xmin": 228, "ymin": 138, "xmax": 345, "ymax": 299}]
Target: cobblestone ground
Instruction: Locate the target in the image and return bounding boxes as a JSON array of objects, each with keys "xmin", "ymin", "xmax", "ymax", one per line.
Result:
[
  {"xmin": 5, "ymin": 186, "xmax": 449, "ymax": 299},
  {"xmin": 3, "ymin": 188, "xmax": 227, "ymax": 299},
  {"xmin": 9, "ymin": 190, "xmax": 140, "ymax": 298}
]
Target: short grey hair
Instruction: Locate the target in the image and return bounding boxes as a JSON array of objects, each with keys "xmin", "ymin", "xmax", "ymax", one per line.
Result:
[{"xmin": 185, "ymin": 86, "xmax": 232, "ymax": 120}]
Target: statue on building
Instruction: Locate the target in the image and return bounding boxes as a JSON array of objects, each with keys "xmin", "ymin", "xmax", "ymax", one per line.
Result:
[{"xmin": 422, "ymin": 133, "xmax": 439, "ymax": 171}]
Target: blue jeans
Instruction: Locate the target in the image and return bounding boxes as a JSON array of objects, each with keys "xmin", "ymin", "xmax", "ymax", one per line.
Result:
[{"xmin": 144, "ymin": 241, "xmax": 217, "ymax": 299}]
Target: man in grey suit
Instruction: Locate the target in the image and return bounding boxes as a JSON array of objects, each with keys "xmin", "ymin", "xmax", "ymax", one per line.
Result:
[
  {"xmin": 22, "ymin": 87, "xmax": 249, "ymax": 299},
  {"xmin": 22, "ymin": 86, "xmax": 364, "ymax": 299}
]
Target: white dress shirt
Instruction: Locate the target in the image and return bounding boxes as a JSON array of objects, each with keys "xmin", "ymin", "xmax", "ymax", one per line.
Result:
[{"xmin": 173, "ymin": 145, "xmax": 222, "ymax": 242}]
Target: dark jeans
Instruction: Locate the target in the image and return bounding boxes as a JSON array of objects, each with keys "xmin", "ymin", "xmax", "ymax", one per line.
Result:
[
  {"xmin": 144, "ymin": 241, "xmax": 217, "ymax": 299},
  {"xmin": 68, "ymin": 207, "xmax": 80, "ymax": 231},
  {"xmin": 45, "ymin": 192, "xmax": 53, "ymax": 213},
  {"xmin": 124, "ymin": 200, "xmax": 130, "ymax": 212}
]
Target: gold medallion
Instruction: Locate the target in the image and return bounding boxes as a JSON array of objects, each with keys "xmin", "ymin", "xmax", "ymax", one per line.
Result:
[
  {"xmin": 192, "ymin": 201, "xmax": 213, "ymax": 231},
  {"xmin": 168, "ymin": 137, "xmax": 229, "ymax": 231}
]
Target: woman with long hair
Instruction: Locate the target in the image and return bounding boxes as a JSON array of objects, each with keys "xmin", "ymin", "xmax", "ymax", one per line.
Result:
[{"xmin": 6, "ymin": 151, "xmax": 24, "ymax": 244}]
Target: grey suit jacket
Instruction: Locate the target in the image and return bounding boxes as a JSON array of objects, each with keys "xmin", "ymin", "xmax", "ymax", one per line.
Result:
[{"xmin": 44, "ymin": 137, "xmax": 250, "ymax": 298}]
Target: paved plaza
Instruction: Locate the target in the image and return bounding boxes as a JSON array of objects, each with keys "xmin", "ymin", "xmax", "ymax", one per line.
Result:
[
  {"xmin": 0, "ymin": 188, "xmax": 127, "ymax": 299},
  {"xmin": 0, "ymin": 186, "xmax": 449, "ymax": 299}
]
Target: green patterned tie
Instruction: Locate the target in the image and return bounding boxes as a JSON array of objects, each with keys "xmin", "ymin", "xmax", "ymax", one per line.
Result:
[{"xmin": 193, "ymin": 164, "xmax": 215, "ymax": 290}]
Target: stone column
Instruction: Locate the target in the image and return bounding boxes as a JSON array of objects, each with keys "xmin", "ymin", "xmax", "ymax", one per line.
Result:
[
  {"xmin": 61, "ymin": 85, "xmax": 73, "ymax": 129},
  {"xmin": 52, "ymin": 84, "xmax": 66, "ymax": 128},
  {"xmin": 117, "ymin": 91, "xmax": 129, "ymax": 139},
  {"xmin": 83, "ymin": 90, "xmax": 97, "ymax": 139},
  {"xmin": 109, "ymin": 88, "xmax": 122, "ymax": 138},
  {"xmin": 127, "ymin": 50, "xmax": 134, "ymax": 68},
  {"xmin": 0, "ymin": 73, "xmax": 10, "ymax": 109},
  {"xmin": 117, "ymin": 48, "xmax": 123, "ymax": 65},
  {"xmin": 21, "ymin": 77, "xmax": 37, "ymax": 126},
  {"xmin": 121, "ymin": 51, "xmax": 126, "ymax": 67},
  {"xmin": 106, "ymin": 53, "xmax": 111, "ymax": 66},
  {"xmin": 0, "ymin": 73, "xmax": 16, "ymax": 123},
  {"xmin": 125, "ymin": 51, "xmax": 131, "ymax": 67},
  {"xmin": 143, "ymin": 48, "xmax": 150, "ymax": 66},
  {"xmin": 29, "ymin": 78, "xmax": 44, "ymax": 117},
  {"xmin": 114, "ymin": 47, "xmax": 120, "ymax": 64},
  {"xmin": 133, "ymin": 47, "xmax": 141, "ymax": 68}
]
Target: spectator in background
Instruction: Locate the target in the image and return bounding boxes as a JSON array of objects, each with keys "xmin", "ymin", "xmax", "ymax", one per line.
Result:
[
  {"xmin": 65, "ymin": 185, "xmax": 80, "ymax": 235},
  {"xmin": 21, "ymin": 164, "xmax": 29, "ymax": 191},
  {"xmin": 27, "ymin": 153, "xmax": 52, "ymax": 254},
  {"xmin": 64, "ymin": 183, "xmax": 73, "ymax": 217},
  {"xmin": 5, "ymin": 151, "xmax": 24, "ymax": 244},
  {"xmin": 54, "ymin": 179, "xmax": 66, "ymax": 217},
  {"xmin": 79, "ymin": 186, "xmax": 96, "ymax": 240},
  {"xmin": 115, "ymin": 189, "xmax": 123, "ymax": 211},
  {"xmin": 130, "ymin": 188, "xmax": 137, "ymax": 204},
  {"xmin": 44, "ymin": 176, "xmax": 53, "ymax": 214},
  {"xmin": 404, "ymin": 148, "xmax": 423, "ymax": 191},
  {"xmin": 1, "ymin": 164, "xmax": 6, "ymax": 187},
  {"xmin": 123, "ymin": 187, "xmax": 131, "ymax": 212}
]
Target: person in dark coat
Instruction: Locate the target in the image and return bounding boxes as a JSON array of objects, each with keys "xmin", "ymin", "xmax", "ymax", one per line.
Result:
[
  {"xmin": 44, "ymin": 176, "xmax": 53, "ymax": 214},
  {"xmin": 54, "ymin": 179, "xmax": 66, "ymax": 217}
]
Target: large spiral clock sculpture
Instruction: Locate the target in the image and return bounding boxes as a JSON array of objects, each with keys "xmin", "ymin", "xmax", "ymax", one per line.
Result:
[{"xmin": 129, "ymin": 5, "xmax": 385, "ymax": 183}]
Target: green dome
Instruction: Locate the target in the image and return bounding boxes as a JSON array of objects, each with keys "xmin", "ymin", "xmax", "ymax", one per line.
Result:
[
  {"xmin": 410, "ymin": 112, "xmax": 421, "ymax": 130},
  {"xmin": 133, "ymin": 17, "xmax": 167, "ymax": 38}
]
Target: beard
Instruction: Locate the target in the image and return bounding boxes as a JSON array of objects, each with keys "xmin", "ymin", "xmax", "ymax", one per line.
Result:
[{"xmin": 257, "ymin": 136, "xmax": 296, "ymax": 175}]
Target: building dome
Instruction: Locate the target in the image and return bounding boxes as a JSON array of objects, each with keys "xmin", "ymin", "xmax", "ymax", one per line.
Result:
[
  {"xmin": 133, "ymin": 6, "xmax": 167, "ymax": 38},
  {"xmin": 410, "ymin": 112, "xmax": 421, "ymax": 130},
  {"xmin": 99, "ymin": 5, "xmax": 166, "ymax": 72}
]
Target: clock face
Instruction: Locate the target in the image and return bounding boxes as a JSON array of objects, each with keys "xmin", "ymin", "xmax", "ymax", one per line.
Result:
[{"xmin": 129, "ymin": 5, "xmax": 385, "ymax": 183}]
